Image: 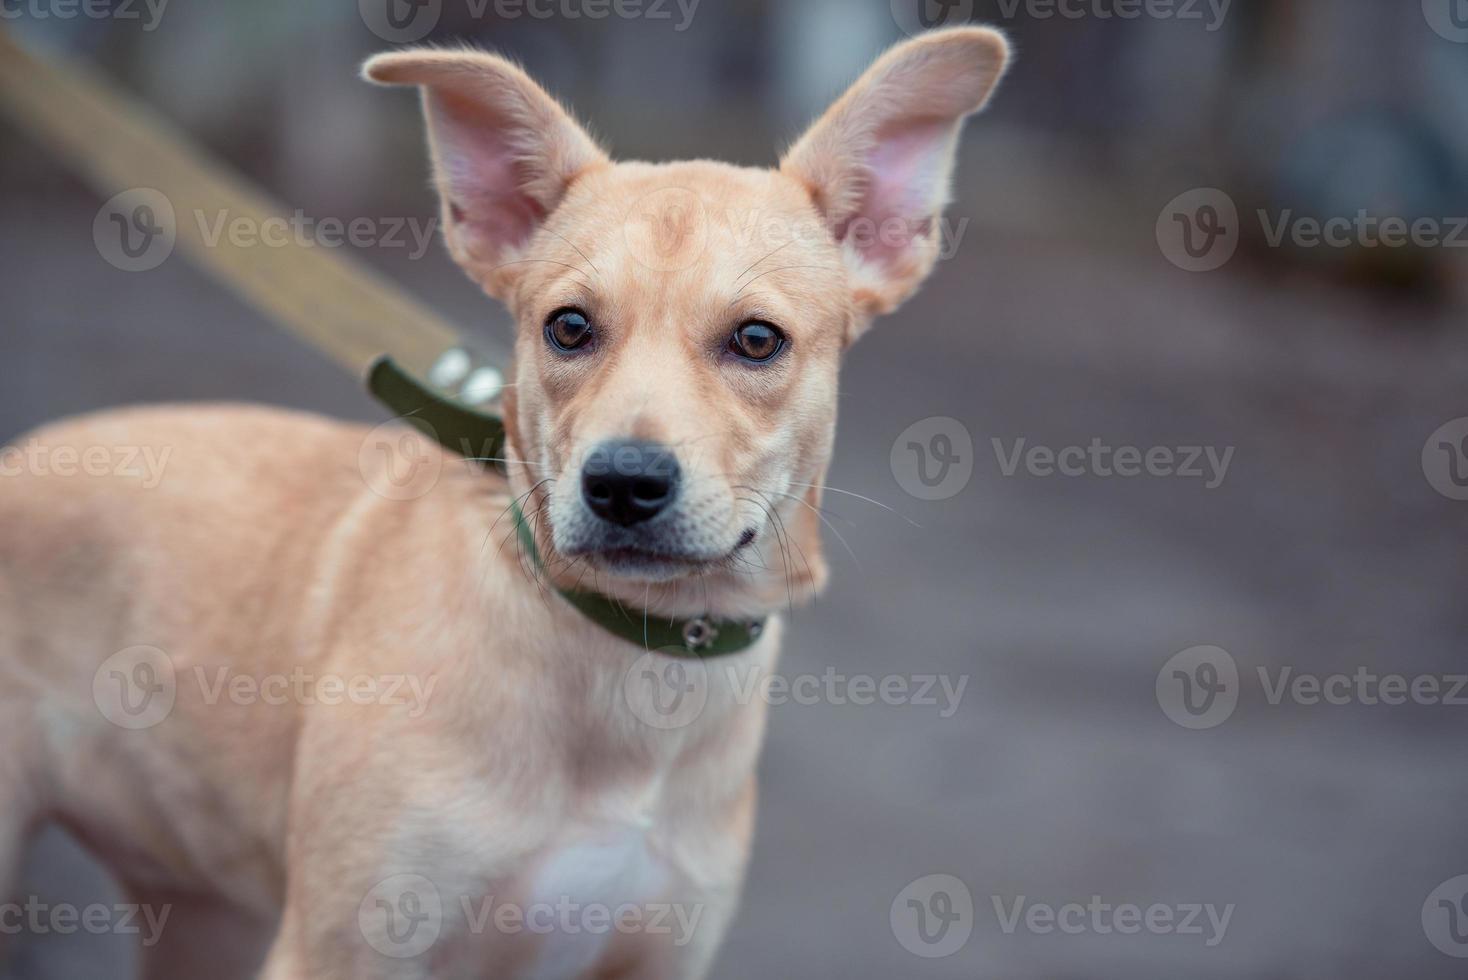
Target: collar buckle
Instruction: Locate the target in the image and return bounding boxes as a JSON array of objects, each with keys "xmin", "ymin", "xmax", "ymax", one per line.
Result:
[{"xmin": 682, "ymin": 617, "xmax": 719, "ymax": 653}]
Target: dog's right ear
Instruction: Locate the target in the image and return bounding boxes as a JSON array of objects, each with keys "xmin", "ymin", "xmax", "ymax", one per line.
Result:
[
  {"xmin": 363, "ymin": 49, "xmax": 609, "ymax": 296},
  {"xmin": 780, "ymin": 28, "xmax": 1008, "ymax": 338}
]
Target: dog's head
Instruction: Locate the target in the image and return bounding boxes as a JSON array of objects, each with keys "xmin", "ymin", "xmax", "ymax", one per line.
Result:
[{"xmin": 364, "ymin": 29, "xmax": 1007, "ymax": 613}]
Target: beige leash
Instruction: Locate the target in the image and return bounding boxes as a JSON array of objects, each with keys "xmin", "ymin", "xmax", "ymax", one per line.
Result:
[{"xmin": 0, "ymin": 27, "xmax": 502, "ymax": 388}]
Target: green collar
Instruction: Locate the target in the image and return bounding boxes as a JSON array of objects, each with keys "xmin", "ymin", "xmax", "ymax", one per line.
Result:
[{"xmin": 368, "ymin": 355, "xmax": 767, "ymax": 657}]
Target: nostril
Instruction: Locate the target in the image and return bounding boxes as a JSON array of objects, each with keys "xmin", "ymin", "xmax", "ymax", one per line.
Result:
[
  {"xmin": 631, "ymin": 478, "xmax": 668, "ymax": 502},
  {"xmin": 586, "ymin": 480, "xmax": 613, "ymax": 502}
]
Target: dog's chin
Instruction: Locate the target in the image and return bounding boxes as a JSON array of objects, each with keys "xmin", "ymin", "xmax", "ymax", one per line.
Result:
[{"xmin": 584, "ymin": 548, "xmax": 720, "ymax": 583}]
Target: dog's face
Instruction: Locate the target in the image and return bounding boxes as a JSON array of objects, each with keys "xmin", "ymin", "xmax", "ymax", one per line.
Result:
[
  {"xmin": 365, "ymin": 29, "xmax": 1008, "ymax": 593},
  {"xmin": 497, "ymin": 162, "xmax": 847, "ymax": 583}
]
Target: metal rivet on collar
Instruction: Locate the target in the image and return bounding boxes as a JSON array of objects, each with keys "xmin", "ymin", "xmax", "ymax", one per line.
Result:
[
  {"xmin": 683, "ymin": 617, "xmax": 718, "ymax": 652},
  {"xmin": 428, "ymin": 348, "xmax": 472, "ymax": 390},
  {"xmin": 460, "ymin": 366, "xmax": 505, "ymax": 406}
]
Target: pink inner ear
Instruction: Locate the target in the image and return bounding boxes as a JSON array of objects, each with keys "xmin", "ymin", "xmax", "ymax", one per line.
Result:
[
  {"xmin": 430, "ymin": 91, "xmax": 543, "ymax": 260},
  {"xmin": 836, "ymin": 118, "xmax": 951, "ymax": 271}
]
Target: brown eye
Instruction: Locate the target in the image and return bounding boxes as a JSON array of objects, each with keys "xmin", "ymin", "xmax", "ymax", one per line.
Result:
[
  {"xmin": 728, "ymin": 321, "xmax": 785, "ymax": 363},
  {"xmin": 545, "ymin": 308, "xmax": 593, "ymax": 352}
]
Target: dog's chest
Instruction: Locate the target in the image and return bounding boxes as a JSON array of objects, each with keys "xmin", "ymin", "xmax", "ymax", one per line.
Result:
[{"xmin": 509, "ymin": 810, "xmax": 673, "ymax": 977}]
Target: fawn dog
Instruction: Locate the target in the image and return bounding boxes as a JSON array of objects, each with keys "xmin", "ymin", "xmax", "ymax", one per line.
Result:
[{"xmin": 0, "ymin": 26, "xmax": 1008, "ymax": 979}]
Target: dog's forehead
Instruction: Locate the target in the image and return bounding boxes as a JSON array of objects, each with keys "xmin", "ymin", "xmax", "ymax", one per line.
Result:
[{"xmin": 546, "ymin": 160, "xmax": 842, "ymax": 293}]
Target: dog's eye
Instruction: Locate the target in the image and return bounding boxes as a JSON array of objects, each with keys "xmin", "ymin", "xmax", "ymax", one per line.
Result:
[
  {"xmin": 545, "ymin": 308, "xmax": 593, "ymax": 352},
  {"xmin": 727, "ymin": 321, "xmax": 785, "ymax": 363}
]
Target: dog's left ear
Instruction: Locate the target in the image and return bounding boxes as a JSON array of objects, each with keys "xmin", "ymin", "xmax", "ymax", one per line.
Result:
[
  {"xmin": 781, "ymin": 28, "xmax": 1009, "ymax": 338},
  {"xmin": 363, "ymin": 48, "xmax": 609, "ymax": 296}
]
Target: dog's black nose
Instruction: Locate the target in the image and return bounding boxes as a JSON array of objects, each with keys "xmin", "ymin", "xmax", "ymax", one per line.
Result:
[{"xmin": 581, "ymin": 440, "xmax": 681, "ymax": 527}]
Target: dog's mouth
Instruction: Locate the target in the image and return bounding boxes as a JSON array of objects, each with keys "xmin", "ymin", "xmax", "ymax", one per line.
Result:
[{"xmin": 571, "ymin": 527, "xmax": 759, "ymax": 579}]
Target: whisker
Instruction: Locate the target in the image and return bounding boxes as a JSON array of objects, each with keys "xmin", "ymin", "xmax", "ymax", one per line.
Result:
[
  {"xmin": 744, "ymin": 485, "xmax": 859, "ymax": 567},
  {"xmin": 734, "ymin": 240, "xmax": 791, "ymax": 287},
  {"xmin": 543, "ymin": 230, "xmax": 602, "ymax": 282},
  {"xmin": 787, "ymin": 481, "xmax": 921, "ymax": 528},
  {"xmin": 728, "ymin": 265, "xmax": 840, "ymax": 305}
]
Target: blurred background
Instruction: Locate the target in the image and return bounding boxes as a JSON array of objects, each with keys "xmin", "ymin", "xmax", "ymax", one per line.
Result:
[{"xmin": 3, "ymin": 0, "xmax": 1468, "ymax": 977}]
